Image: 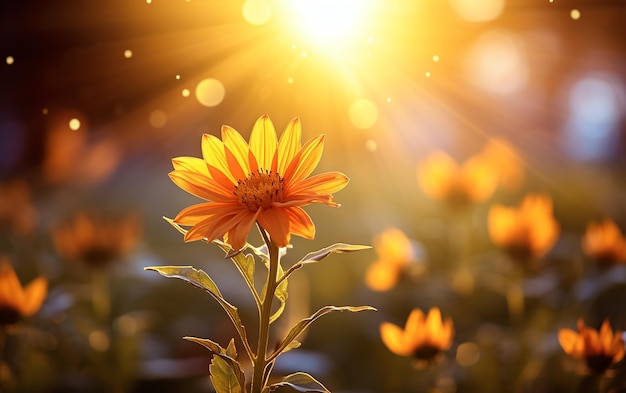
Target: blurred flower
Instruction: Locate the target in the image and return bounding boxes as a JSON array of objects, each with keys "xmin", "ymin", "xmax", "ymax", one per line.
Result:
[
  {"xmin": 581, "ymin": 219, "xmax": 626, "ymax": 265},
  {"xmin": 380, "ymin": 308, "xmax": 454, "ymax": 367},
  {"xmin": 52, "ymin": 212, "xmax": 141, "ymax": 269},
  {"xmin": 558, "ymin": 319, "xmax": 624, "ymax": 374},
  {"xmin": 480, "ymin": 138, "xmax": 525, "ymax": 191},
  {"xmin": 170, "ymin": 115, "xmax": 348, "ymax": 251},
  {"xmin": 488, "ymin": 194, "xmax": 560, "ymax": 262},
  {"xmin": 0, "ymin": 259, "xmax": 47, "ymax": 326},
  {"xmin": 0, "ymin": 179, "xmax": 37, "ymax": 235},
  {"xmin": 365, "ymin": 228, "xmax": 414, "ymax": 292},
  {"xmin": 417, "ymin": 150, "xmax": 498, "ymax": 208}
]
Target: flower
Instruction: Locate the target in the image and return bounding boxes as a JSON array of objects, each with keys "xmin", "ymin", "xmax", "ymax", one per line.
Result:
[
  {"xmin": 558, "ymin": 319, "xmax": 625, "ymax": 374},
  {"xmin": 170, "ymin": 115, "xmax": 348, "ymax": 251},
  {"xmin": 365, "ymin": 228, "xmax": 414, "ymax": 292},
  {"xmin": 417, "ymin": 150, "xmax": 498, "ymax": 208},
  {"xmin": 488, "ymin": 194, "xmax": 560, "ymax": 261},
  {"xmin": 52, "ymin": 211, "xmax": 141, "ymax": 269},
  {"xmin": 0, "ymin": 179, "xmax": 37, "ymax": 235},
  {"xmin": 581, "ymin": 219, "xmax": 626, "ymax": 265},
  {"xmin": 479, "ymin": 138, "xmax": 525, "ymax": 192},
  {"xmin": 380, "ymin": 308, "xmax": 454, "ymax": 366},
  {"xmin": 0, "ymin": 259, "xmax": 47, "ymax": 326}
]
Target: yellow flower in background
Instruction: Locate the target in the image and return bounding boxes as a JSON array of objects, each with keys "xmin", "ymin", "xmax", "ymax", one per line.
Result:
[
  {"xmin": 52, "ymin": 212, "xmax": 141, "ymax": 268},
  {"xmin": 488, "ymin": 194, "xmax": 560, "ymax": 261},
  {"xmin": 365, "ymin": 228, "xmax": 414, "ymax": 292},
  {"xmin": 417, "ymin": 150, "xmax": 498, "ymax": 207},
  {"xmin": 380, "ymin": 308, "xmax": 454, "ymax": 366},
  {"xmin": 170, "ymin": 115, "xmax": 348, "ymax": 251},
  {"xmin": 0, "ymin": 259, "xmax": 47, "ymax": 326},
  {"xmin": 558, "ymin": 319, "xmax": 625, "ymax": 374},
  {"xmin": 582, "ymin": 219, "xmax": 626, "ymax": 265}
]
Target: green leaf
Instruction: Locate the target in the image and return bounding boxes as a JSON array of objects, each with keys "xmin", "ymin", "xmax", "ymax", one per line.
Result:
[
  {"xmin": 268, "ymin": 372, "xmax": 330, "ymax": 393},
  {"xmin": 145, "ymin": 265, "xmax": 251, "ymax": 359},
  {"xmin": 164, "ymin": 216, "xmax": 189, "ymax": 236},
  {"xmin": 280, "ymin": 244, "xmax": 371, "ymax": 284},
  {"xmin": 225, "ymin": 338, "xmax": 238, "ymax": 359},
  {"xmin": 209, "ymin": 354, "xmax": 245, "ymax": 393},
  {"xmin": 183, "ymin": 336, "xmax": 226, "ymax": 355},
  {"xmin": 270, "ymin": 305, "xmax": 376, "ymax": 361},
  {"xmin": 214, "ymin": 240, "xmax": 258, "ymax": 303}
]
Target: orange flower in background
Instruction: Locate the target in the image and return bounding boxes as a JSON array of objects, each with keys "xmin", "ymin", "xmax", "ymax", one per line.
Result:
[
  {"xmin": 380, "ymin": 308, "xmax": 454, "ymax": 366},
  {"xmin": 170, "ymin": 115, "xmax": 348, "ymax": 251},
  {"xmin": 365, "ymin": 228, "xmax": 414, "ymax": 292},
  {"xmin": 480, "ymin": 138, "xmax": 525, "ymax": 192},
  {"xmin": 488, "ymin": 194, "xmax": 560, "ymax": 261},
  {"xmin": 0, "ymin": 259, "xmax": 47, "ymax": 326},
  {"xmin": 0, "ymin": 179, "xmax": 37, "ymax": 235},
  {"xmin": 52, "ymin": 212, "xmax": 141, "ymax": 269},
  {"xmin": 558, "ymin": 319, "xmax": 625, "ymax": 374},
  {"xmin": 581, "ymin": 219, "xmax": 626, "ymax": 265},
  {"xmin": 417, "ymin": 150, "xmax": 498, "ymax": 207}
]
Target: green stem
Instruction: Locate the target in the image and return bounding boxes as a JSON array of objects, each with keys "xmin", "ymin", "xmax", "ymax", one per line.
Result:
[
  {"xmin": 91, "ymin": 270, "xmax": 110, "ymax": 323},
  {"xmin": 251, "ymin": 228, "xmax": 279, "ymax": 393}
]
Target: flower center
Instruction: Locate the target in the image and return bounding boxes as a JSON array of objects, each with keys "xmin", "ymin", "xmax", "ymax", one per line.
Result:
[{"xmin": 233, "ymin": 170, "xmax": 285, "ymax": 211}]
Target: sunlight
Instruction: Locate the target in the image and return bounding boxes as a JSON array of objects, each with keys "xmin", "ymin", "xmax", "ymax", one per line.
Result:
[{"xmin": 286, "ymin": 0, "xmax": 372, "ymax": 47}]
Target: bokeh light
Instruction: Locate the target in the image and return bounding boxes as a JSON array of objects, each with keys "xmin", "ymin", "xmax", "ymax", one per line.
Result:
[
  {"xmin": 348, "ymin": 99, "xmax": 378, "ymax": 129},
  {"xmin": 449, "ymin": 0, "xmax": 505, "ymax": 22},
  {"xmin": 148, "ymin": 110, "xmax": 167, "ymax": 128},
  {"xmin": 68, "ymin": 118, "xmax": 81, "ymax": 130},
  {"xmin": 195, "ymin": 78, "xmax": 225, "ymax": 107},
  {"xmin": 124, "ymin": 49, "xmax": 133, "ymax": 58},
  {"xmin": 242, "ymin": 0, "xmax": 272, "ymax": 25},
  {"xmin": 571, "ymin": 9, "xmax": 581, "ymax": 20},
  {"xmin": 464, "ymin": 29, "xmax": 528, "ymax": 95},
  {"xmin": 6, "ymin": 56, "xmax": 14, "ymax": 65}
]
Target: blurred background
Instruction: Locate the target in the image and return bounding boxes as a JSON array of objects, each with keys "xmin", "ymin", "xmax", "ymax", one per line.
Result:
[{"xmin": 1, "ymin": 0, "xmax": 626, "ymax": 392}]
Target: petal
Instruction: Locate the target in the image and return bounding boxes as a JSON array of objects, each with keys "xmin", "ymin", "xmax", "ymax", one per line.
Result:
[
  {"xmin": 404, "ymin": 309, "xmax": 425, "ymax": 341},
  {"xmin": 172, "ymin": 157, "xmax": 210, "ymax": 176},
  {"xmin": 283, "ymin": 135, "xmax": 325, "ymax": 185},
  {"xmin": 277, "ymin": 118, "xmax": 302, "ymax": 175},
  {"xmin": 201, "ymin": 134, "xmax": 234, "ymax": 182},
  {"xmin": 169, "ymin": 170, "xmax": 233, "ymax": 202},
  {"xmin": 488, "ymin": 205, "xmax": 518, "ymax": 247},
  {"xmin": 222, "ymin": 125, "xmax": 251, "ymax": 175},
  {"xmin": 257, "ymin": 208, "xmax": 291, "ymax": 248},
  {"xmin": 0, "ymin": 262, "xmax": 24, "ymax": 307},
  {"xmin": 380, "ymin": 322, "xmax": 412, "ymax": 356},
  {"xmin": 174, "ymin": 201, "xmax": 241, "ymax": 225},
  {"xmin": 184, "ymin": 214, "xmax": 233, "ymax": 243},
  {"xmin": 286, "ymin": 172, "xmax": 349, "ymax": 196},
  {"xmin": 21, "ymin": 277, "xmax": 47, "ymax": 316},
  {"xmin": 558, "ymin": 328, "xmax": 580, "ymax": 355},
  {"xmin": 285, "ymin": 207, "xmax": 315, "ymax": 239},
  {"xmin": 224, "ymin": 144, "xmax": 248, "ymax": 182},
  {"xmin": 365, "ymin": 262, "xmax": 399, "ymax": 292},
  {"xmin": 249, "ymin": 115, "xmax": 277, "ymax": 171},
  {"xmin": 227, "ymin": 209, "xmax": 261, "ymax": 251},
  {"xmin": 416, "ymin": 151, "xmax": 457, "ymax": 199}
]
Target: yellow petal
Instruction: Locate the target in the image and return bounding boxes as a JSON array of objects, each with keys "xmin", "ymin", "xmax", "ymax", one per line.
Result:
[
  {"xmin": 277, "ymin": 118, "xmax": 302, "ymax": 175},
  {"xmin": 404, "ymin": 309, "xmax": 425, "ymax": 341},
  {"xmin": 286, "ymin": 172, "xmax": 349, "ymax": 196},
  {"xmin": 222, "ymin": 125, "xmax": 251, "ymax": 175},
  {"xmin": 417, "ymin": 151, "xmax": 457, "ymax": 199},
  {"xmin": 488, "ymin": 205, "xmax": 518, "ymax": 247},
  {"xmin": 0, "ymin": 262, "xmax": 24, "ymax": 307},
  {"xmin": 21, "ymin": 277, "xmax": 47, "ymax": 317},
  {"xmin": 169, "ymin": 171, "xmax": 233, "ymax": 202},
  {"xmin": 283, "ymin": 135, "xmax": 325, "ymax": 185},
  {"xmin": 227, "ymin": 209, "xmax": 261, "ymax": 252},
  {"xmin": 380, "ymin": 322, "xmax": 413, "ymax": 356},
  {"xmin": 364, "ymin": 262, "xmax": 399, "ymax": 292},
  {"xmin": 171, "ymin": 157, "xmax": 210, "ymax": 176},
  {"xmin": 201, "ymin": 134, "xmax": 233, "ymax": 183},
  {"xmin": 249, "ymin": 115, "xmax": 277, "ymax": 171}
]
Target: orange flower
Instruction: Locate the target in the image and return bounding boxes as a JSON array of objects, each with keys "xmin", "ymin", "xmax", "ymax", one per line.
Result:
[
  {"xmin": 0, "ymin": 259, "xmax": 47, "ymax": 326},
  {"xmin": 170, "ymin": 115, "xmax": 348, "ymax": 251},
  {"xmin": 0, "ymin": 179, "xmax": 37, "ymax": 235},
  {"xmin": 380, "ymin": 308, "xmax": 454, "ymax": 366},
  {"xmin": 558, "ymin": 319, "xmax": 625, "ymax": 374},
  {"xmin": 365, "ymin": 228, "xmax": 414, "ymax": 292},
  {"xmin": 581, "ymin": 219, "xmax": 626, "ymax": 264},
  {"xmin": 417, "ymin": 150, "xmax": 498, "ymax": 207},
  {"xmin": 52, "ymin": 212, "xmax": 140, "ymax": 268},
  {"xmin": 480, "ymin": 138, "xmax": 525, "ymax": 192},
  {"xmin": 488, "ymin": 194, "xmax": 560, "ymax": 261}
]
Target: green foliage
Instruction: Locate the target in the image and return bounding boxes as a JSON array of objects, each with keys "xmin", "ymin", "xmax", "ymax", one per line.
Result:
[{"xmin": 267, "ymin": 372, "xmax": 330, "ymax": 392}]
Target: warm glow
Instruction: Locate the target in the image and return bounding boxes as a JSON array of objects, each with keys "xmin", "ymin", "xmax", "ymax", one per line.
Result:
[
  {"xmin": 349, "ymin": 99, "xmax": 378, "ymax": 129},
  {"xmin": 149, "ymin": 110, "xmax": 167, "ymax": 128},
  {"xmin": 124, "ymin": 49, "xmax": 133, "ymax": 59},
  {"xmin": 6, "ymin": 56, "xmax": 14, "ymax": 65},
  {"xmin": 286, "ymin": 0, "xmax": 372, "ymax": 48},
  {"xmin": 195, "ymin": 78, "xmax": 225, "ymax": 107},
  {"xmin": 69, "ymin": 118, "xmax": 81, "ymax": 130},
  {"xmin": 242, "ymin": 0, "xmax": 272, "ymax": 25}
]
